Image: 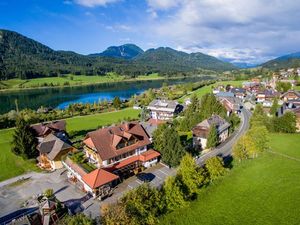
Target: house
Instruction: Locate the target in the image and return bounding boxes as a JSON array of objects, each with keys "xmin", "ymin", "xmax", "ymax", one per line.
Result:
[
  {"xmin": 256, "ymin": 90, "xmax": 280, "ymax": 103},
  {"xmin": 262, "ymin": 100, "xmax": 273, "ymax": 107},
  {"xmin": 212, "ymin": 85, "xmax": 225, "ymax": 94},
  {"xmin": 63, "ymin": 156, "xmax": 120, "ymax": 199},
  {"xmin": 82, "ymin": 122, "xmax": 160, "ymax": 171},
  {"xmin": 37, "ymin": 133, "xmax": 75, "ymax": 170},
  {"xmin": 230, "ymin": 88, "xmax": 246, "ymax": 99},
  {"xmin": 277, "ymin": 103, "xmax": 300, "ymax": 132},
  {"xmin": 147, "ymin": 99, "xmax": 183, "ymax": 121},
  {"xmin": 192, "ymin": 115, "xmax": 230, "ymax": 150},
  {"xmin": 63, "ymin": 122, "xmax": 160, "ymax": 198},
  {"xmin": 218, "ymin": 97, "xmax": 241, "ymax": 115},
  {"xmin": 215, "ymin": 91, "xmax": 235, "ymax": 98},
  {"xmin": 281, "ymin": 90, "xmax": 300, "ymax": 102},
  {"xmin": 242, "ymin": 82, "xmax": 262, "ymax": 93},
  {"xmin": 31, "ymin": 120, "xmax": 67, "ymax": 143}
]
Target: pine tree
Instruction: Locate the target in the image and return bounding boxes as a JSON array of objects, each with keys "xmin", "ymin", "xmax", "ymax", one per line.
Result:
[
  {"xmin": 207, "ymin": 125, "xmax": 218, "ymax": 148},
  {"xmin": 11, "ymin": 117, "xmax": 37, "ymax": 159},
  {"xmin": 153, "ymin": 125, "xmax": 185, "ymax": 167},
  {"xmin": 113, "ymin": 96, "xmax": 122, "ymax": 109}
]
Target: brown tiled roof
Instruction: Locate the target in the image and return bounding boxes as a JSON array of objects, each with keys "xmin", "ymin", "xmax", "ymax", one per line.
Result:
[
  {"xmin": 106, "ymin": 149, "xmax": 160, "ymax": 171},
  {"xmin": 37, "ymin": 133, "xmax": 72, "ymax": 160},
  {"xmin": 82, "ymin": 169, "xmax": 119, "ymax": 189},
  {"xmin": 84, "ymin": 122, "xmax": 151, "ymax": 161},
  {"xmin": 31, "ymin": 120, "xmax": 66, "ymax": 137},
  {"xmin": 139, "ymin": 149, "xmax": 160, "ymax": 162},
  {"xmin": 281, "ymin": 90, "xmax": 300, "ymax": 98}
]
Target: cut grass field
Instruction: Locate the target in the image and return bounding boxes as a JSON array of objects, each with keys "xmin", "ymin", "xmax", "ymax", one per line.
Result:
[
  {"xmin": 0, "ymin": 108, "xmax": 140, "ymax": 182},
  {"xmin": 179, "ymin": 80, "xmax": 245, "ymax": 101},
  {"xmin": 160, "ymin": 133, "xmax": 300, "ymax": 225}
]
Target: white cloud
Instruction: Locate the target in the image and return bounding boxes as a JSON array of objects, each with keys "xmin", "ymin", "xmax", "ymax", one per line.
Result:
[
  {"xmin": 105, "ymin": 24, "xmax": 133, "ymax": 32},
  {"xmin": 74, "ymin": 0, "xmax": 119, "ymax": 7},
  {"xmin": 145, "ymin": 0, "xmax": 300, "ymax": 63},
  {"xmin": 146, "ymin": 0, "xmax": 180, "ymax": 10}
]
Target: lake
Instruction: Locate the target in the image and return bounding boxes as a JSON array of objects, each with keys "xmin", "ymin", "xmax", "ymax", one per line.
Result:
[{"xmin": 0, "ymin": 76, "xmax": 212, "ymax": 114}]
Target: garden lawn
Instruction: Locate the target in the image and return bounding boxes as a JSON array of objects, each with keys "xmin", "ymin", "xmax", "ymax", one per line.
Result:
[
  {"xmin": 160, "ymin": 133, "xmax": 300, "ymax": 225},
  {"xmin": 0, "ymin": 108, "xmax": 140, "ymax": 182},
  {"xmin": 179, "ymin": 80, "xmax": 245, "ymax": 101},
  {"xmin": 0, "ymin": 129, "xmax": 38, "ymax": 182}
]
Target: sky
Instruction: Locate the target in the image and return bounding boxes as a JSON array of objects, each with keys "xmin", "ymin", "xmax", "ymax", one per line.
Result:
[{"xmin": 1, "ymin": 0, "xmax": 300, "ymax": 64}]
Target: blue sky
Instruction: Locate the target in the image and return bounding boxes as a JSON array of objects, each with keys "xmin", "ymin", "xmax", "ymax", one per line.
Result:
[{"xmin": 1, "ymin": 0, "xmax": 300, "ymax": 64}]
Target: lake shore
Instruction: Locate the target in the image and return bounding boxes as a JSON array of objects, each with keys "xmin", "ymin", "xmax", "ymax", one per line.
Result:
[{"xmin": 0, "ymin": 74, "xmax": 215, "ymax": 93}]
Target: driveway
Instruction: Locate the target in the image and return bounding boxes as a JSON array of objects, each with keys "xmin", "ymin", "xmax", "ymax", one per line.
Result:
[
  {"xmin": 0, "ymin": 169, "xmax": 86, "ymax": 218},
  {"xmin": 102, "ymin": 163, "xmax": 176, "ymax": 204},
  {"xmin": 0, "ymin": 102, "xmax": 251, "ymax": 221}
]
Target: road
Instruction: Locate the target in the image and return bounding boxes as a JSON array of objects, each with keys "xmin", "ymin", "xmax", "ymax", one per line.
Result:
[
  {"xmin": 0, "ymin": 102, "xmax": 251, "ymax": 222},
  {"xmin": 196, "ymin": 106, "xmax": 251, "ymax": 165}
]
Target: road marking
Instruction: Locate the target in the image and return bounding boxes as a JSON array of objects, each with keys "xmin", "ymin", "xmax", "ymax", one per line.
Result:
[
  {"xmin": 158, "ymin": 169, "xmax": 169, "ymax": 176},
  {"xmin": 136, "ymin": 180, "xmax": 142, "ymax": 184},
  {"xmin": 128, "ymin": 184, "xmax": 133, "ymax": 189},
  {"xmin": 155, "ymin": 175, "xmax": 162, "ymax": 180}
]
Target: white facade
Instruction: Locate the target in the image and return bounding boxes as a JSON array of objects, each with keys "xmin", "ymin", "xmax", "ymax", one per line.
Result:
[{"xmin": 143, "ymin": 158, "xmax": 158, "ymax": 168}]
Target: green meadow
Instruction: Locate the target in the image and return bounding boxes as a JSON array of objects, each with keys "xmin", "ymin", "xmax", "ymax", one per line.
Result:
[
  {"xmin": 0, "ymin": 73, "xmax": 167, "ymax": 90},
  {"xmin": 160, "ymin": 133, "xmax": 300, "ymax": 225},
  {"xmin": 179, "ymin": 80, "xmax": 245, "ymax": 101}
]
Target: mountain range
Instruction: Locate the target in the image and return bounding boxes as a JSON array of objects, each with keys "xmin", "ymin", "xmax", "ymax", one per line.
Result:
[
  {"xmin": 89, "ymin": 44, "xmax": 144, "ymax": 59},
  {"xmin": 1, "ymin": 29, "xmax": 299, "ymax": 80},
  {"xmin": 0, "ymin": 29, "xmax": 236, "ymax": 80},
  {"xmin": 261, "ymin": 52, "xmax": 300, "ymax": 70}
]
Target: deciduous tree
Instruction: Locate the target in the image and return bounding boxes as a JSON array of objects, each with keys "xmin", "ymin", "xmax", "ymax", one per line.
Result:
[
  {"xmin": 204, "ymin": 156, "xmax": 227, "ymax": 181},
  {"xmin": 121, "ymin": 183, "xmax": 162, "ymax": 225},
  {"xmin": 64, "ymin": 213, "xmax": 95, "ymax": 225},
  {"xmin": 162, "ymin": 176, "xmax": 187, "ymax": 212},
  {"xmin": 177, "ymin": 154, "xmax": 204, "ymax": 198}
]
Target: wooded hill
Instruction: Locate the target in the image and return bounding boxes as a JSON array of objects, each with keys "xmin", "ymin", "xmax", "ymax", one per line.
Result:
[
  {"xmin": 261, "ymin": 52, "xmax": 300, "ymax": 70},
  {"xmin": 0, "ymin": 29, "xmax": 236, "ymax": 80}
]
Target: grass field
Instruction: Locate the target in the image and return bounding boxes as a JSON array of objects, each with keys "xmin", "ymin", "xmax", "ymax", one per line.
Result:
[
  {"xmin": 179, "ymin": 80, "xmax": 245, "ymax": 101},
  {"xmin": 0, "ymin": 73, "xmax": 169, "ymax": 90},
  {"xmin": 295, "ymin": 85, "xmax": 300, "ymax": 91},
  {"xmin": 0, "ymin": 108, "xmax": 140, "ymax": 182},
  {"xmin": 160, "ymin": 133, "xmax": 300, "ymax": 225}
]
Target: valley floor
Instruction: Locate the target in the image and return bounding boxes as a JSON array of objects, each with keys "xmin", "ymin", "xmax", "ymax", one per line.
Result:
[{"xmin": 160, "ymin": 133, "xmax": 300, "ymax": 225}]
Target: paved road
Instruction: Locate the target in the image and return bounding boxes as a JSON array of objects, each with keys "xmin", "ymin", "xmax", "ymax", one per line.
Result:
[
  {"xmin": 196, "ymin": 106, "xmax": 251, "ymax": 165},
  {"xmin": 0, "ymin": 103, "xmax": 251, "ymax": 221}
]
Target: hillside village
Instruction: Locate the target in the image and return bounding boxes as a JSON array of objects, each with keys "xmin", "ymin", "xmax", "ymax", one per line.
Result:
[{"xmin": 2, "ymin": 74, "xmax": 299, "ymax": 224}]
